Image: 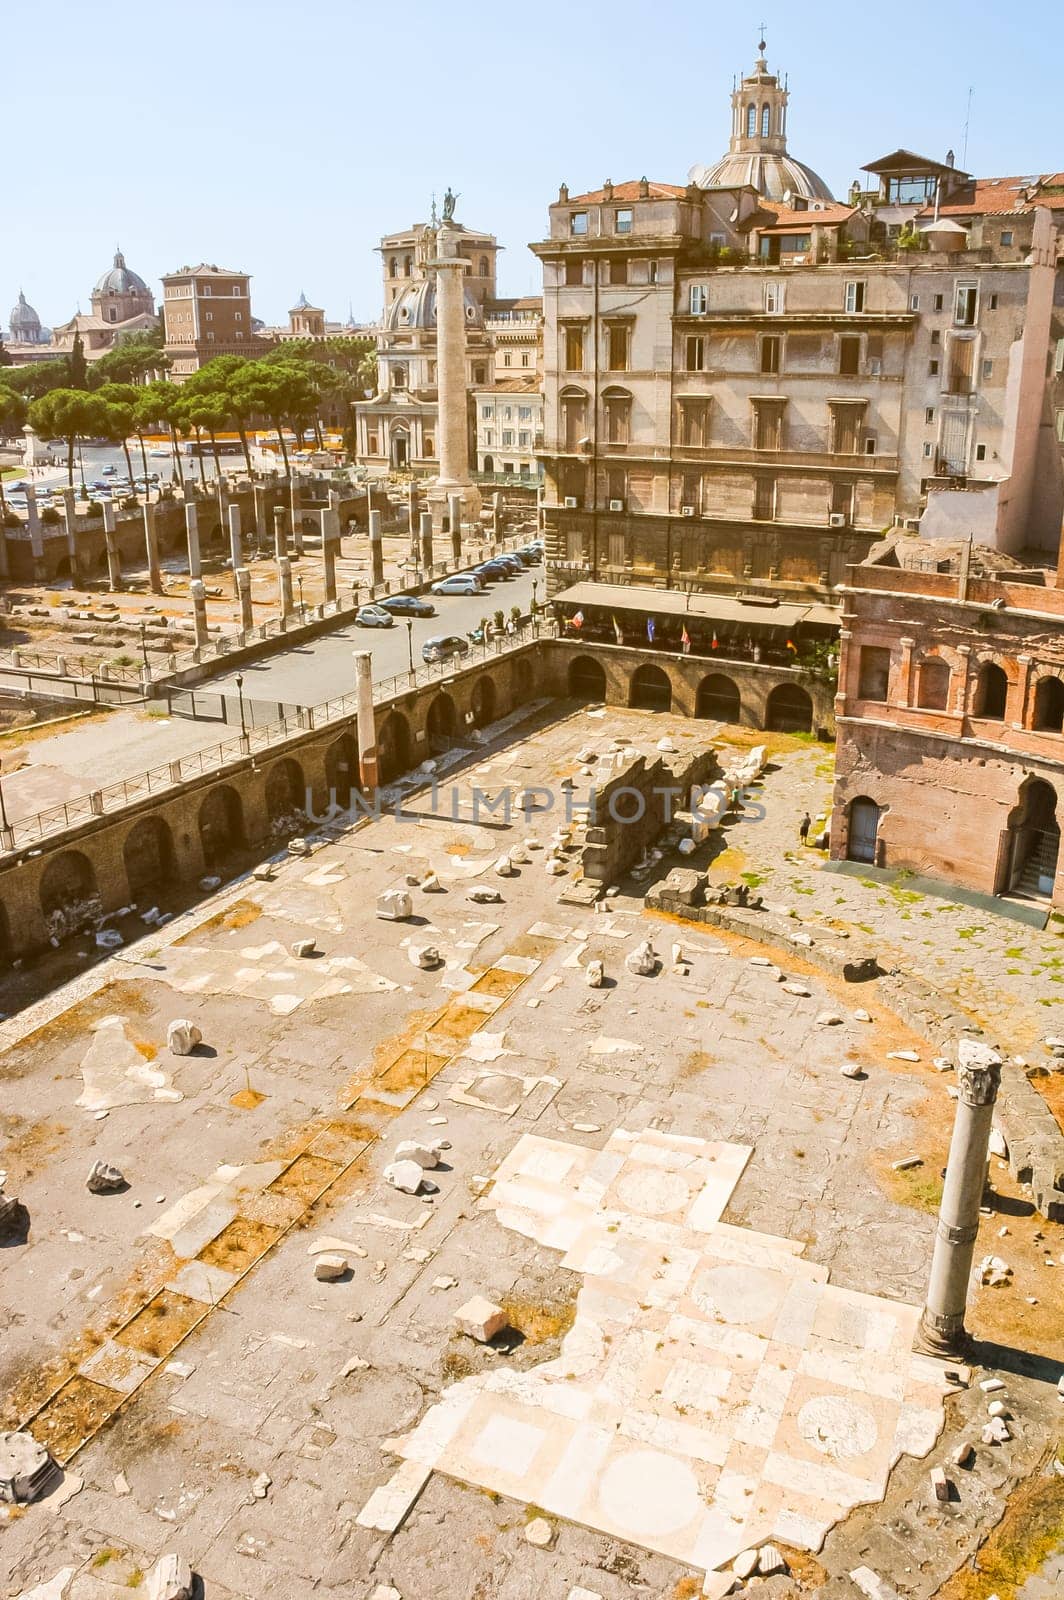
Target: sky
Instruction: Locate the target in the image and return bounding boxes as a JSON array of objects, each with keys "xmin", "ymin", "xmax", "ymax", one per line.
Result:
[{"xmin": 3, "ymin": 0, "xmax": 1062, "ymax": 333}]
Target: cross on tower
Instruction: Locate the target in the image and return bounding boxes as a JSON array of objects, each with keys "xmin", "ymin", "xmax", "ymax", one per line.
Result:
[{"xmin": 757, "ymin": 23, "xmax": 767, "ymax": 53}]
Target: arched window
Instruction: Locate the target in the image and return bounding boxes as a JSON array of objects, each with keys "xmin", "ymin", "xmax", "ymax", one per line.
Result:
[
  {"xmin": 974, "ymin": 661, "xmax": 1008, "ymax": 719},
  {"xmin": 761, "ymin": 104, "xmax": 771, "ymax": 137},
  {"xmin": 388, "ymin": 256, "xmax": 397, "ymax": 276},
  {"xmin": 560, "ymin": 386, "xmax": 589, "ymax": 451},
  {"xmin": 403, "ymin": 255, "xmax": 413, "ymax": 276},
  {"xmin": 746, "ymin": 104, "xmax": 757, "ymax": 137},
  {"xmin": 1033, "ymin": 674, "xmax": 1064, "ymax": 733},
  {"xmin": 916, "ymin": 657, "xmax": 951, "ymax": 710},
  {"xmin": 602, "ymin": 386, "xmax": 632, "ymax": 445},
  {"xmin": 391, "ymin": 363, "xmax": 407, "ymax": 389},
  {"xmin": 479, "ymin": 256, "xmax": 489, "ymax": 277}
]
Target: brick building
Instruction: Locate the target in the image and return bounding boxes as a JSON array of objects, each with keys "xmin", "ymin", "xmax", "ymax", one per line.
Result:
[
  {"xmin": 162, "ymin": 264, "xmax": 267, "ymax": 378},
  {"xmin": 831, "ymin": 537, "xmax": 1064, "ymax": 911}
]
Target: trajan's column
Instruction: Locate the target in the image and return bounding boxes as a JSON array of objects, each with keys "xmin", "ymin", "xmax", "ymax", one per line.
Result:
[{"xmin": 428, "ymin": 197, "xmax": 482, "ymax": 536}]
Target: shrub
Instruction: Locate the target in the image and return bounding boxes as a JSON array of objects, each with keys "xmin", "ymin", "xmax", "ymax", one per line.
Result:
[
  {"xmin": 41, "ymin": 506, "xmax": 61, "ymax": 525},
  {"xmin": 493, "ymin": 609, "xmax": 505, "ymax": 631}
]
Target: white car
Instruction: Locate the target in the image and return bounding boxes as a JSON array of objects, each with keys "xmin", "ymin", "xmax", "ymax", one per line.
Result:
[{"xmin": 431, "ymin": 574, "xmax": 484, "ymax": 596}]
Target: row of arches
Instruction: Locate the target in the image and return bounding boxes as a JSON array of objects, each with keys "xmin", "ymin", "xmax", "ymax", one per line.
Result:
[
  {"xmin": 566, "ymin": 655, "xmax": 814, "ymax": 732},
  {"xmin": 893, "ymin": 652, "xmax": 1064, "ymax": 734}
]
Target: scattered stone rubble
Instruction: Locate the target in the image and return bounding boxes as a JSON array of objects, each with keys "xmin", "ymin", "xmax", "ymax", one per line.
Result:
[
  {"xmin": 455, "ymin": 1296, "xmax": 508, "ymax": 1343},
  {"xmin": 85, "ymin": 1160, "xmax": 125, "ymax": 1194},
  {"xmin": 0, "ymin": 1432, "xmax": 59, "ymax": 1504},
  {"xmin": 166, "ymin": 1019, "xmax": 201, "ymax": 1056},
  {"xmin": 146, "ymin": 1552, "xmax": 193, "ymax": 1600},
  {"xmin": 377, "ymin": 888, "xmax": 413, "ymax": 920}
]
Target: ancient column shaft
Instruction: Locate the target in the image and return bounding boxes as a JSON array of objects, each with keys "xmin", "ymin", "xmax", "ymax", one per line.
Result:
[
  {"xmin": 448, "ymin": 491, "xmax": 463, "ymax": 561},
  {"xmin": 918, "ymin": 1042, "xmax": 1002, "ymax": 1353},
  {"xmin": 354, "ymin": 651, "xmax": 378, "ymax": 792},
  {"xmin": 273, "ymin": 505, "xmax": 287, "ymax": 561},
  {"xmin": 235, "ymin": 567, "xmax": 253, "ymax": 634},
  {"xmin": 419, "ymin": 511, "xmax": 434, "ymax": 574},
  {"xmin": 228, "ymin": 505, "xmax": 242, "ymax": 595},
  {"xmin": 190, "ymin": 579, "xmax": 209, "ymax": 649},
  {"xmin": 102, "ymin": 500, "xmax": 122, "ymax": 590},
  {"xmin": 369, "ymin": 510, "xmax": 384, "ymax": 588},
  {"xmin": 278, "ymin": 556, "xmax": 293, "ymax": 620},
  {"xmin": 143, "ymin": 503, "xmax": 162, "ymax": 594},
  {"xmin": 185, "ymin": 502, "xmax": 201, "ymax": 579}
]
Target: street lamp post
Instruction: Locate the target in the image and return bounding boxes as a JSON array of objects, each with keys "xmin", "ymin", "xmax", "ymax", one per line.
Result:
[
  {"xmin": 406, "ymin": 618, "xmax": 414, "ymax": 676},
  {"xmin": 297, "ymin": 574, "xmax": 305, "ymax": 620},
  {"xmin": 235, "ymin": 672, "xmax": 248, "ymax": 747},
  {"xmin": 139, "ymin": 620, "xmax": 149, "ymax": 671},
  {"xmin": 0, "ymin": 757, "xmax": 9, "ymax": 837},
  {"xmin": 531, "ymin": 577, "xmax": 539, "ymax": 636}
]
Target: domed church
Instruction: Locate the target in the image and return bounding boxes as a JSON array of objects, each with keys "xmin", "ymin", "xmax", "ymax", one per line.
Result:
[
  {"xmin": 91, "ymin": 248, "xmax": 155, "ymax": 325},
  {"xmin": 689, "ymin": 39, "xmax": 834, "ymax": 203},
  {"xmin": 7, "ymin": 289, "xmax": 48, "ymax": 345}
]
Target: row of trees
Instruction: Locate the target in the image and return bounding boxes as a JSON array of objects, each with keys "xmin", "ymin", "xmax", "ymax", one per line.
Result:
[{"xmin": 0, "ymin": 338, "xmax": 377, "ymax": 493}]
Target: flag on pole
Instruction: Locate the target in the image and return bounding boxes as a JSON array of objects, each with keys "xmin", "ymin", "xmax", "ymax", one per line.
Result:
[
  {"xmin": 612, "ymin": 614, "xmax": 623, "ymax": 645},
  {"xmin": 681, "ymin": 624, "xmax": 691, "ymax": 654},
  {"xmin": 711, "ymin": 631, "xmax": 719, "ymax": 650},
  {"xmin": 647, "ymin": 616, "xmax": 655, "ymax": 643},
  {"xmin": 786, "ymin": 638, "xmax": 797, "ymax": 653},
  {"xmin": 570, "ymin": 610, "xmax": 584, "ymax": 629}
]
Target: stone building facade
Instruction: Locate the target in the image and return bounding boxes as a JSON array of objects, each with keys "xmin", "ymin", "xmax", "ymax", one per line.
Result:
[
  {"xmin": 162, "ymin": 264, "xmax": 267, "ymax": 378},
  {"xmin": 531, "ymin": 53, "xmax": 1064, "ymax": 600},
  {"xmin": 831, "ymin": 539, "xmax": 1064, "ymax": 910}
]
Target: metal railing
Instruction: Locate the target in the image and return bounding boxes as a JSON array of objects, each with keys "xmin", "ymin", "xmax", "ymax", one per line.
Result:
[{"xmin": 0, "ymin": 620, "xmax": 554, "ymax": 854}]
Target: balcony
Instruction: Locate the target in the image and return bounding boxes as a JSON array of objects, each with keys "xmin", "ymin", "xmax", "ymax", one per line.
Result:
[{"xmin": 674, "ymin": 444, "xmax": 900, "ymax": 473}]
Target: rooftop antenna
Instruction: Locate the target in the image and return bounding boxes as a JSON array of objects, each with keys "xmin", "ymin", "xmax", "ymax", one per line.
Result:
[{"xmin": 961, "ymin": 86, "xmax": 974, "ymax": 170}]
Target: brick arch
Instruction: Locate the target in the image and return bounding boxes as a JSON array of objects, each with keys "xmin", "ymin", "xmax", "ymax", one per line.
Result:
[
  {"xmin": 198, "ymin": 784, "xmax": 245, "ymax": 870},
  {"xmin": 264, "ymin": 756, "xmax": 307, "ymax": 830},
  {"xmin": 568, "ymin": 654, "xmax": 606, "ymax": 702},
  {"xmin": 696, "ymin": 673, "xmax": 741, "ymax": 722},
  {"xmin": 629, "ymin": 662, "xmax": 672, "ymax": 711},
  {"xmin": 123, "ymin": 815, "xmax": 177, "ymax": 900},
  {"xmin": 470, "ymin": 675, "xmax": 496, "ymax": 728},
  {"xmin": 971, "ymin": 656, "xmax": 1011, "ymax": 719},
  {"xmin": 1032, "ymin": 671, "xmax": 1064, "ymax": 733},
  {"xmin": 325, "ymin": 732, "xmax": 359, "ymax": 809},
  {"xmin": 426, "ymin": 692, "xmax": 458, "ymax": 749},
  {"xmin": 378, "ymin": 709, "xmax": 412, "ymax": 782},
  {"xmin": 39, "ymin": 849, "xmax": 101, "ymax": 936},
  {"xmin": 765, "ymin": 682, "xmax": 813, "ymax": 733}
]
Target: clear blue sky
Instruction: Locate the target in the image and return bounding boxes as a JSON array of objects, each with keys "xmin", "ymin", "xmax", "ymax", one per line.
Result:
[{"xmin": 4, "ymin": 0, "xmax": 1059, "ymax": 333}]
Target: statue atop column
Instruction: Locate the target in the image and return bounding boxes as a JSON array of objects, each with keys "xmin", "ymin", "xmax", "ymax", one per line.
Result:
[{"xmin": 442, "ymin": 187, "xmax": 458, "ymax": 223}]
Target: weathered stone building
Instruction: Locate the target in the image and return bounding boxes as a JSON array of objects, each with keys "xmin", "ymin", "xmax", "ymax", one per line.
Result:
[
  {"xmin": 531, "ymin": 50, "xmax": 1064, "ymax": 600},
  {"xmin": 162, "ymin": 263, "xmax": 268, "ymax": 378},
  {"xmin": 831, "ymin": 538, "xmax": 1063, "ymax": 910}
]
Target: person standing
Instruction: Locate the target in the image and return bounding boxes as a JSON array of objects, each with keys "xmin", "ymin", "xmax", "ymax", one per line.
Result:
[{"xmin": 799, "ymin": 812, "xmax": 811, "ymax": 844}]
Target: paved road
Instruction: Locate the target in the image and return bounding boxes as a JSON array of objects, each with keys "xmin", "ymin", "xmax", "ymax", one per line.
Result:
[{"xmin": 202, "ymin": 566, "xmax": 539, "ymax": 707}]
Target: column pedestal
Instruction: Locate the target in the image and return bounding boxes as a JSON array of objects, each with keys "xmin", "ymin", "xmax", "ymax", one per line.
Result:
[
  {"xmin": 235, "ymin": 566, "xmax": 253, "ymax": 634},
  {"xmin": 190, "ymin": 579, "xmax": 209, "ymax": 649}
]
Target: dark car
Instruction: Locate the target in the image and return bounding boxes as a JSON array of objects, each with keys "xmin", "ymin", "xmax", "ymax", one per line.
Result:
[
  {"xmin": 516, "ymin": 544, "xmax": 543, "ymax": 564},
  {"xmin": 422, "ymin": 634, "xmax": 470, "ymax": 664},
  {"xmin": 474, "ymin": 560, "xmax": 510, "ymax": 581},
  {"xmin": 495, "ymin": 553, "xmax": 524, "ymax": 575},
  {"xmin": 380, "ymin": 594, "xmax": 436, "ymax": 618},
  {"xmin": 354, "ymin": 604, "xmax": 394, "ymax": 628}
]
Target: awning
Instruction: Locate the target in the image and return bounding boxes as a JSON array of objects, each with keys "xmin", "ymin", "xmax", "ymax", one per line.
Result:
[{"xmin": 553, "ymin": 582, "xmax": 841, "ymax": 630}]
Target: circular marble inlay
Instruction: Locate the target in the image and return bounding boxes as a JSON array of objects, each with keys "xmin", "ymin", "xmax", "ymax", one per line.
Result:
[
  {"xmin": 797, "ymin": 1394, "xmax": 879, "ymax": 1460},
  {"xmin": 598, "ymin": 1448, "xmax": 702, "ymax": 1536},
  {"xmin": 614, "ymin": 1166, "xmax": 691, "ymax": 1217},
  {"xmin": 691, "ymin": 1263, "xmax": 782, "ymax": 1325}
]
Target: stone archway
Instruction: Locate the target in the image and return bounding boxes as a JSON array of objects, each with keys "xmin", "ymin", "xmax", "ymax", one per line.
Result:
[
  {"xmin": 426, "ymin": 692, "xmax": 457, "ymax": 750},
  {"xmin": 379, "ymin": 710, "xmax": 412, "ymax": 782},
  {"xmin": 325, "ymin": 732, "xmax": 359, "ymax": 810},
  {"xmin": 39, "ymin": 849, "xmax": 101, "ymax": 938},
  {"xmin": 1003, "ymin": 778, "xmax": 1060, "ymax": 900},
  {"xmin": 568, "ymin": 654, "xmax": 606, "ymax": 702},
  {"xmin": 0, "ymin": 900, "xmax": 11, "ymax": 968},
  {"xmin": 629, "ymin": 662, "xmax": 672, "ymax": 712},
  {"xmin": 1033, "ymin": 675, "xmax": 1064, "ymax": 733},
  {"xmin": 765, "ymin": 683, "xmax": 813, "ymax": 733},
  {"xmin": 123, "ymin": 816, "xmax": 176, "ymax": 900},
  {"xmin": 198, "ymin": 785, "xmax": 245, "ymax": 871},
  {"xmin": 264, "ymin": 757, "xmax": 306, "ymax": 830},
  {"xmin": 846, "ymin": 796, "xmax": 881, "ymax": 865},
  {"xmin": 470, "ymin": 676, "xmax": 496, "ymax": 728},
  {"xmin": 512, "ymin": 655, "xmax": 534, "ymax": 704},
  {"xmin": 696, "ymin": 673, "xmax": 741, "ymax": 723}
]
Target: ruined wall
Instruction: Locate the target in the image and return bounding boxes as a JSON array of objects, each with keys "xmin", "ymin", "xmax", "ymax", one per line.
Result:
[{"xmin": 581, "ymin": 746, "xmax": 718, "ymax": 886}]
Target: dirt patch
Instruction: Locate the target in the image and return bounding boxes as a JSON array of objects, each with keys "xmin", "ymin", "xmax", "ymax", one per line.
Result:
[
  {"xmin": 678, "ymin": 1049, "xmax": 713, "ymax": 1080},
  {"xmin": 16, "ymin": 978, "xmax": 158, "ymax": 1053},
  {"xmin": 182, "ymin": 898, "xmax": 262, "ymax": 937},
  {"xmin": 230, "ymin": 1087, "xmax": 267, "ymax": 1110},
  {"xmin": 469, "ymin": 967, "xmax": 526, "ymax": 1000},
  {"xmin": 935, "ymin": 1466, "xmax": 1064, "ymax": 1600},
  {"xmin": 0, "ymin": 1115, "xmax": 68, "ymax": 1182},
  {"xmin": 115, "ymin": 1289, "xmax": 206, "ymax": 1359},
  {"xmin": 500, "ymin": 1292, "xmax": 577, "ymax": 1347},
  {"xmin": 30, "ymin": 1375, "xmax": 121, "ymax": 1463},
  {"xmin": 197, "ymin": 1215, "xmax": 281, "ymax": 1274},
  {"xmin": 308, "ymin": 1118, "xmax": 378, "ymax": 1163},
  {"xmin": 426, "ymin": 1002, "xmax": 493, "ymax": 1047},
  {"xmin": 505, "ymin": 933, "xmax": 559, "ymax": 962},
  {"xmin": 266, "ymin": 1152, "xmax": 341, "ymax": 1207}
]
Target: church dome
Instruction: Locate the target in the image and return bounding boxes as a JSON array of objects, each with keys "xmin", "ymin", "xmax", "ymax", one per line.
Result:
[
  {"xmin": 9, "ymin": 290, "xmax": 41, "ymax": 339},
  {"xmin": 689, "ymin": 151, "xmax": 834, "ymax": 203},
  {"xmin": 384, "ymin": 277, "xmax": 483, "ymax": 333},
  {"xmin": 690, "ymin": 42, "xmax": 834, "ymax": 205},
  {"xmin": 94, "ymin": 248, "xmax": 149, "ymax": 296}
]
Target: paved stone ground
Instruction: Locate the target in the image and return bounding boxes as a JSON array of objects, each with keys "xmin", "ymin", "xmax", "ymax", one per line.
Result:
[{"xmin": 0, "ymin": 706, "xmax": 1060, "ymax": 1600}]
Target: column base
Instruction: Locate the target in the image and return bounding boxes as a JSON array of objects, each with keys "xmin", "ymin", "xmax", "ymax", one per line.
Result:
[{"xmin": 913, "ymin": 1307, "xmax": 970, "ymax": 1358}]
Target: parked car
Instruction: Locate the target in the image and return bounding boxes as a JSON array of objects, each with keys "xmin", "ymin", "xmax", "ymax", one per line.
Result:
[
  {"xmin": 102, "ymin": 464, "xmax": 118, "ymax": 476},
  {"xmin": 422, "ymin": 634, "xmax": 470, "ymax": 664},
  {"xmin": 513, "ymin": 546, "xmax": 540, "ymax": 565},
  {"xmin": 354, "ymin": 604, "xmax": 394, "ymax": 628},
  {"xmin": 495, "ymin": 553, "xmax": 524, "ymax": 575},
  {"xmin": 431, "ymin": 574, "xmax": 483, "ymax": 596},
  {"xmin": 474, "ymin": 560, "xmax": 510, "ymax": 582},
  {"xmin": 380, "ymin": 594, "xmax": 436, "ymax": 618}
]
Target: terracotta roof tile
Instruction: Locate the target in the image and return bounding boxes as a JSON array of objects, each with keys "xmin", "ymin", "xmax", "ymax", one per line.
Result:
[
  {"xmin": 919, "ymin": 174, "xmax": 1064, "ymax": 217},
  {"xmin": 568, "ymin": 180, "xmax": 688, "ymax": 204}
]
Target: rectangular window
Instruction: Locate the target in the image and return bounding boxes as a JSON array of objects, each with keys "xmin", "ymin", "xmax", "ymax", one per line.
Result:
[
  {"xmin": 1000, "ymin": 230, "xmax": 1013, "ymax": 246},
  {"xmin": 609, "ymin": 257, "xmax": 628, "ymax": 285},
  {"xmin": 518, "ymin": 431, "xmax": 530, "ymax": 447},
  {"xmin": 830, "ymin": 402, "xmax": 864, "ymax": 454},
  {"xmin": 954, "ymin": 285, "xmax": 977, "ymax": 325},
  {"xmin": 989, "ymin": 293, "xmax": 998, "ymax": 310},
  {"xmin": 685, "ymin": 334, "xmax": 705, "ymax": 371},
  {"xmin": 844, "ymin": 280, "xmax": 866, "ymax": 313},
  {"xmin": 1057, "ymin": 409, "xmax": 1064, "ymax": 442},
  {"xmin": 910, "ymin": 294, "xmax": 920, "ymax": 311},
  {"xmin": 205, "ymin": 312, "xmax": 213, "ymax": 322},
  {"xmin": 925, "ymin": 406, "xmax": 935, "ymax": 423},
  {"xmin": 565, "ymin": 325, "xmax": 584, "ymax": 370},
  {"xmin": 481, "ymin": 405, "xmax": 492, "ymax": 419},
  {"xmin": 982, "ymin": 359, "xmax": 993, "ymax": 379},
  {"xmin": 929, "ymin": 359, "xmax": 939, "ymax": 375},
  {"xmin": 564, "ymin": 259, "xmax": 583, "ymax": 286},
  {"xmin": 607, "ymin": 324, "xmax": 630, "ymax": 371},
  {"xmin": 838, "ymin": 335, "xmax": 860, "ymax": 376},
  {"xmin": 570, "ymin": 211, "xmax": 588, "ymax": 236},
  {"xmin": 518, "ymin": 406, "xmax": 531, "ymax": 420},
  {"xmin": 764, "ymin": 281, "xmax": 784, "ymax": 313},
  {"xmin": 689, "ymin": 284, "xmax": 707, "ymax": 315},
  {"xmin": 930, "ymin": 329, "xmax": 941, "ymax": 346},
  {"xmin": 753, "ymin": 475, "xmax": 776, "ymax": 520},
  {"xmin": 933, "ymin": 293, "xmax": 944, "ymax": 311},
  {"xmin": 858, "ymin": 646, "xmax": 891, "ymax": 701},
  {"xmin": 504, "ymin": 407, "xmax": 513, "ymax": 421},
  {"xmin": 521, "ymin": 352, "xmax": 530, "ymax": 366},
  {"xmin": 604, "ymin": 395, "xmax": 630, "ymax": 444},
  {"xmin": 234, "ymin": 311, "xmax": 243, "ymax": 322},
  {"xmin": 648, "ymin": 260, "xmax": 659, "ymax": 283},
  {"xmin": 975, "ymin": 443, "xmax": 987, "ymax": 461},
  {"xmin": 679, "ymin": 399, "xmax": 709, "ymax": 447},
  {"xmin": 946, "ymin": 336, "xmax": 975, "ymax": 395},
  {"xmin": 615, "ymin": 208, "xmax": 633, "ymax": 233},
  {"xmin": 923, "ymin": 441, "xmax": 934, "ymax": 457},
  {"xmin": 752, "ymin": 399, "xmax": 784, "ymax": 451},
  {"xmin": 760, "ymin": 334, "xmax": 781, "ymax": 374},
  {"xmin": 502, "ymin": 430, "xmax": 513, "ymax": 446},
  {"xmin": 503, "ymin": 351, "xmax": 512, "ymax": 366},
  {"xmin": 1056, "ymin": 337, "xmax": 1064, "ymax": 373},
  {"xmin": 206, "ymin": 332, "xmax": 215, "ymax": 342}
]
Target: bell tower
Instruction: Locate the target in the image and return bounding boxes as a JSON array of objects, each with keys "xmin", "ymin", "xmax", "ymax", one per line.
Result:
[{"xmin": 729, "ymin": 32, "xmax": 789, "ymax": 157}]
